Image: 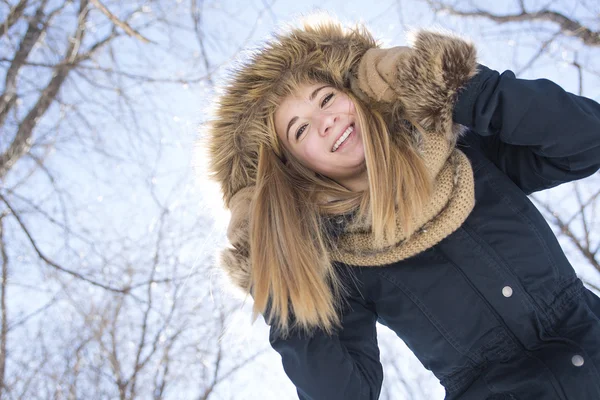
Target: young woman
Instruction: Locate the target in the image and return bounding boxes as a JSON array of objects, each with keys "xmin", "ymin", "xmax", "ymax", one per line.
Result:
[{"xmin": 206, "ymin": 15, "xmax": 600, "ymax": 400}]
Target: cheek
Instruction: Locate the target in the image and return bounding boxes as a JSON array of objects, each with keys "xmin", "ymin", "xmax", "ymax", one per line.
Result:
[
  {"xmin": 300, "ymin": 140, "xmax": 322, "ymax": 163},
  {"xmin": 296, "ymin": 140, "xmax": 328, "ymax": 171},
  {"xmin": 348, "ymin": 99, "xmax": 356, "ymax": 113},
  {"xmin": 339, "ymin": 96, "xmax": 355, "ymax": 114}
]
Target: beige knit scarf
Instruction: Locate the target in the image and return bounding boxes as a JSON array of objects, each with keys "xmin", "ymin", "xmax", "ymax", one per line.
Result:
[{"xmin": 331, "ymin": 129, "xmax": 475, "ymax": 266}]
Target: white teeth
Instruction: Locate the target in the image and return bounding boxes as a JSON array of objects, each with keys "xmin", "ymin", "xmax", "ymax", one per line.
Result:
[{"xmin": 331, "ymin": 125, "xmax": 354, "ymax": 152}]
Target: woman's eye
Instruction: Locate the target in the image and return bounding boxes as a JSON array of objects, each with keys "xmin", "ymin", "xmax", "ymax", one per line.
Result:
[
  {"xmin": 296, "ymin": 124, "xmax": 307, "ymax": 139},
  {"xmin": 321, "ymin": 93, "xmax": 334, "ymax": 108}
]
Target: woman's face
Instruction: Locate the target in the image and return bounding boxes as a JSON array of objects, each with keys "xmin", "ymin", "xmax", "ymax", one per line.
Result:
[{"xmin": 274, "ymin": 83, "xmax": 367, "ymax": 191}]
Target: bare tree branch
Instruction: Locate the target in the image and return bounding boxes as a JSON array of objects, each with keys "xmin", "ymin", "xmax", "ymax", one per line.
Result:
[
  {"xmin": 129, "ymin": 275, "xmax": 182, "ymax": 399},
  {"xmin": 0, "ymin": 192, "xmax": 130, "ymax": 294},
  {"xmin": 66, "ymin": 336, "xmax": 94, "ymax": 400},
  {"xmin": 0, "ymin": 215, "xmax": 8, "ymax": 399},
  {"xmin": 572, "ymin": 183, "xmax": 594, "ymax": 253},
  {"xmin": 128, "ymin": 213, "xmax": 165, "ymax": 400},
  {"xmin": 108, "ymin": 296, "xmax": 127, "ymax": 400},
  {"xmin": 0, "ymin": 0, "xmax": 49, "ymax": 127},
  {"xmin": 0, "ymin": 0, "xmax": 28, "ymax": 39},
  {"xmin": 515, "ymin": 31, "xmax": 561, "ymax": 76},
  {"xmin": 0, "ymin": 0, "xmax": 89, "ymax": 180},
  {"xmin": 191, "ymin": 0, "xmax": 213, "ymax": 85},
  {"xmin": 15, "ymin": 332, "xmax": 47, "ymax": 400},
  {"xmin": 531, "ymin": 193, "xmax": 600, "ymax": 273},
  {"xmin": 7, "ymin": 294, "xmax": 60, "ymax": 332},
  {"xmin": 196, "ymin": 306, "xmax": 267, "ymax": 400},
  {"xmin": 572, "ymin": 54, "xmax": 584, "ymax": 95},
  {"xmin": 0, "ymin": 58, "xmax": 213, "ymax": 84},
  {"xmin": 152, "ymin": 337, "xmax": 172, "ymax": 400},
  {"xmin": 89, "ymin": 0, "xmax": 153, "ymax": 44},
  {"xmin": 0, "ymin": 5, "xmax": 124, "ymax": 182},
  {"xmin": 424, "ymin": 1, "xmax": 600, "ymax": 46},
  {"xmin": 564, "ymin": 186, "xmax": 600, "ymax": 231}
]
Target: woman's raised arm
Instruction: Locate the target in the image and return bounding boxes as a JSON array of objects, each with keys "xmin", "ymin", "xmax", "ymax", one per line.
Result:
[{"xmin": 454, "ymin": 64, "xmax": 600, "ymax": 194}]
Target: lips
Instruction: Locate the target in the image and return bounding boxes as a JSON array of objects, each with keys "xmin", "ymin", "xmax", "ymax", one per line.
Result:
[{"xmin": 331, "ymin": 124, "xmax": 354, "ymax": 152}]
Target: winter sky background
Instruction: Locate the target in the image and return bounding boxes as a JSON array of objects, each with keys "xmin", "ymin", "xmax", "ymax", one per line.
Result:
[{"xmin": 1, "ymin": 0, "xmax": 599, "ymax": 399}]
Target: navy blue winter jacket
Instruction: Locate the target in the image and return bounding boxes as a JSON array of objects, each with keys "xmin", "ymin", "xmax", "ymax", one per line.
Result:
[{"xmin": 268, "ymin": 65, "xmax": 600, "ymax": 400}]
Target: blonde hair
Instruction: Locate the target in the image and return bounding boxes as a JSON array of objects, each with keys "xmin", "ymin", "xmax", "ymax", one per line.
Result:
[{"xmin": 250, "ymin": 80, "xmax": 433, "ymax": 336}]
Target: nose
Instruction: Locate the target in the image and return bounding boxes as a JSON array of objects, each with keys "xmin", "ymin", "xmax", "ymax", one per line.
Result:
[{"xmin": 316, "ymin": 111, "xmax": 338, "ymax": 137}]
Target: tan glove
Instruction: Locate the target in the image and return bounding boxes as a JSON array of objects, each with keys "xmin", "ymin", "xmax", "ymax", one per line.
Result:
[
  {"xmin": 350, "ymin": 46, "xmax": 412, "ymax": 104},
  {"xmin": 349, "ymin": 31, "xmax": 478, "ymax": 136}
]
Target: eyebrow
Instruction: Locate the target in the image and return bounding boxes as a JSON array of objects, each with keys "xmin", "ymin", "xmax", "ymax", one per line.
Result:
[{"xmin": 285, "ymin": 85, "xmax": 328, "ymax": 142}]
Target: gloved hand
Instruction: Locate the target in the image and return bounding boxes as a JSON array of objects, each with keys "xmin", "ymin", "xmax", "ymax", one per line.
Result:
[
  {"xmin": 349, "ymin": 46, "xmax": 412, "ymax": 104},
  {"xmin": 220, "ymin": 186, "xmax": 254, "ymax": 293},
  {"xmin": 349, "ymin": 31, "xmax": 478, "ymax": 137}
]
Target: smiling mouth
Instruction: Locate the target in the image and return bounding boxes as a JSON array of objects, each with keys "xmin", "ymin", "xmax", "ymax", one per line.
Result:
[{"xmin": 331, "ymin": 124, "xmax": 354, "ymax": 152}]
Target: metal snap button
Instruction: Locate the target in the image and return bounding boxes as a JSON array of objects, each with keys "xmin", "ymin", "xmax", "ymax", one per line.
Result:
[
  {"xmin": 572, "ymin": 355, "xmax": 584, "ymax": 367},
  {"xmin": 502, "ymin": 286, "xmax": 513, "ymax": 298}
]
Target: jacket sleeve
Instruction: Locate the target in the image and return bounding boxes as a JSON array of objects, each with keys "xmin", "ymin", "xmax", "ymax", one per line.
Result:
[
  {"xmin": 454, "ymin": 64, "xmax": 600, "ymax": 194},
  {"xmin": 268, "ymin": 293, "xmax": 383, "ymax": 400}
]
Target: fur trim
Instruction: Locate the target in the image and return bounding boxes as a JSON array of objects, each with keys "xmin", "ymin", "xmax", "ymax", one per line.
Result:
[{"xmin": 397, "ymin": 31, "xmax": 477, "ymax": 140}]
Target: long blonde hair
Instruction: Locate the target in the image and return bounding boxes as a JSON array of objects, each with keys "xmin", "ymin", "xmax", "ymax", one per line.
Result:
[{"xmin": 249, "ymin": 79, "xmax": 433, "ymax": 337}]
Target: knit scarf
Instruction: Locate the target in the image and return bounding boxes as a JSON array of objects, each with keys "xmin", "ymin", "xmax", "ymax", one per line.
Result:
[{"xmin": 330, "ymin": 128, "xmax": 475, "ymax": 266}]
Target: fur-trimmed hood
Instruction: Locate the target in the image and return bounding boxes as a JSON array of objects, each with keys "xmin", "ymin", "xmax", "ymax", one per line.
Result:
[
  {"xmin": 207, "ymin": 18, "xmax": 377, "ymax": 209},
  {"xmin": 204, "ymin": 16, "xmax": 478, "ymax": 293}
]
